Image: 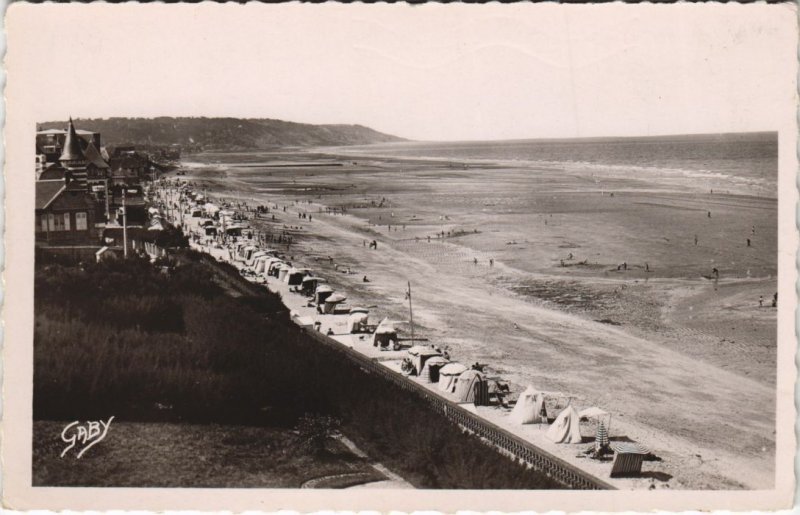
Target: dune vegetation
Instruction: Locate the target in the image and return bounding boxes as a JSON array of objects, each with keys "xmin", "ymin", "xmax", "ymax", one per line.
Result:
[{"xmin": 33, "ymin": 251, "xmax": 560, "ymax": 489}]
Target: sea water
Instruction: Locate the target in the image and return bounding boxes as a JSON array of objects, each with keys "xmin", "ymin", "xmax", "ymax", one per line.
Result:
[{"xmin": 327, "ymin": 132, "xmax": 778, "ymax": 197}]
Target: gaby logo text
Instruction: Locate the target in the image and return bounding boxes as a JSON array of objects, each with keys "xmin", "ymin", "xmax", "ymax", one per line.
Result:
[{"xmin": 60, "ymin": 417, "xmax": 114, "ymax": 459}]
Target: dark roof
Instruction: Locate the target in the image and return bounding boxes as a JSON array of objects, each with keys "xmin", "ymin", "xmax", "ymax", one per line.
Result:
[
  {"xmin": 35, "ymin": 180, "xmax": 66, "ymax": 210},
  {"xmin": 38, "ymin": 166, "xmax": 66, "ymax": 181},
  {"xmin": 83, "ymin": 141, "xmax": 109, "ymax": 169},
  {"xmin": 59, "ymin": 118, "xmax": 85, "ymax": 162},
  {"xmin": 110, "ymin": 155, "xmax": 148, "ymax": 171},
  {"xmin": 50, "ymin": 186, "xmax": 97, "ymax": 211}
]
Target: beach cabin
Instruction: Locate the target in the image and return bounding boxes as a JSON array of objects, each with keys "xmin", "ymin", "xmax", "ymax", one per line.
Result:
[
  {"xmin": 419, "ymin": 356, "xmax": 449, "ymax": 383},
  {"xmin": 347, "ymin": 312, "xmax": 369, "ymax": 333},
  {"xmin": 372, "ymin": 318, "xmax": 398, "ymax": 349},
  {"xmin": 300, "ymin": 276, "xmax": 325, "ymax": 296},
  {"xmin": 437, "ymin": 363, "xmax": 467, "ymax": 393},
  {"xmin": 453, "ymin": 370, "xmax": 489, "ymax": 405},
  {"xmin": 321, "ymin": 293, "xmax": 347, "ymax": 314},
  {"xmin": 314, "ymin": 284, "xmax": 334, "ymax": 305},
  {"xmin": 267, "ymin": 260, "xmax": 284, "ymax": 277},
  {"xmin": 286, "ymin": 268, "xmax": 312, "ymax": 287},
  {"xmin": 239, "ymin": 245, "xmax": 257, "ymax": 262},
  {"xmin": 253, "ymin": 255, "xmax": 270, "ymax": 274},
  {"xmin": 247, "ymin": 250, "xmax": 270, "ymax": 267},
  {"xmin": 407, "ymin": 346, "xmax": 443, "ymax": 376},
  {"xmin": 610, "ymin": 442, "xmax": 650, "ymax": 478}
]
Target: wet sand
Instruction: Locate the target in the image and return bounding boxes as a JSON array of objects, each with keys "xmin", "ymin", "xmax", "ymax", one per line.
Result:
[{"xmin": 181, "ymin": 150, "xmax": 777, "ymax": 489}]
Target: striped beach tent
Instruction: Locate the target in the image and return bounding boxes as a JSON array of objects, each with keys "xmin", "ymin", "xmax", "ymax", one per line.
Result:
[
  {"xmin": 610, "ymin": 442, "xmax": 650, "ymax": 478},
  {"xmin": 453, "ymin": 370, "xmax": 489, "ymax": 405},
  {"xmin": 595, "ymin": 421, "xmax": 610, "ymax": 451},
  {"xmin": 419, "ymin": 356, "xmax": 449, "ymax": 383}
]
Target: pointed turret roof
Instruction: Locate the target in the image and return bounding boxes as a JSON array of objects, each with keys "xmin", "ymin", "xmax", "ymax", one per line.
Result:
[{"xmin": 59, "ymin": 118, "xmax": 85, "ymax": 162}]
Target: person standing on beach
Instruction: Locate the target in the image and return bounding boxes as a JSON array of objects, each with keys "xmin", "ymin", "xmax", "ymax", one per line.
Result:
[
  {"xmin": 759, "ymin": 295, "xmax": 764, "ymax": 307},
  {"xmin": 747, "ymin": 238, "xmax": 751, "ymax": 247},
  {"xmin": 490, "ymin": 258, "xmax": 494, "ymax": 267},
  {"xmin": 474, "ymin": 257, "xmax": 478, "ymax": 266},
  {"xmin": 694, "ymin": 235, "xmax": 698, "ymax": 246}
]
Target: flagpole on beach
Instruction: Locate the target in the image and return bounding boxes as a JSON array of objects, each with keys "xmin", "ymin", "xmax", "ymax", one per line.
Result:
[{"xmin": 407, "ymin": 281, "xmax": 415, "ymax": 347}]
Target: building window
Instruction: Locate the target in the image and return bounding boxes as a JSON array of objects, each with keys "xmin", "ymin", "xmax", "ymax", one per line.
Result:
[
  {"xmin": 64, "ymin": 213, "xmax": 71, "ymax": 231},
  {"xmin": 76, "ymin": 212, "xmax": 87, "ymax": 231},
  {"xmin": 52, "ymin": 213, "xmax": 64, "ymax": 231}
]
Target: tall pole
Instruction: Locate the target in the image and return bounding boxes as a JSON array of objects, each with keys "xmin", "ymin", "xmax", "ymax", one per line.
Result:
[
  {"xmin": 407, "ymin": 281, "xmax": 415, "ymax": 347},
  {"xmin": 122, "ymin": 188, "xmax": 128, "ymax": 258},
  {"xmin": 104, "ymin": 178, "xmax": 110, "ymax": 222}
]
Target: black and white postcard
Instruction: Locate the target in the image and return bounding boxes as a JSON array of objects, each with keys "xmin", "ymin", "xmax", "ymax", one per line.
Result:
[{"xmin": 3, "ymin": 3, "xmax": 797, "ymax": 512}]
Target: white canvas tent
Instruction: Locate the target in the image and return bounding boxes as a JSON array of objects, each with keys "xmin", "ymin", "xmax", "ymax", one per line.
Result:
[
  {"xmin": 509, "ymin": 386, "xmax": 546, "ymax": 425},
  {"xmin": 438, "ymin": 363, "xmax": 467, "ymax": 393},
  {"xmin": 373, "ymin": 318, "xmax": 399, "ymax": 348},
  {"xmin": 545, "ymin": 405, "xmax": 583, "ymax": 444},
  {"xmin": 347, "ymin": 312, "xmax": 369, "ymax": 333}
]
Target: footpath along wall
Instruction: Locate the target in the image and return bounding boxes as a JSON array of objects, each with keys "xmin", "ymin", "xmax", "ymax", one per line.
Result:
[{"xmin": 300, "ymin": 326, "xmax": 614, "ymax": 490}]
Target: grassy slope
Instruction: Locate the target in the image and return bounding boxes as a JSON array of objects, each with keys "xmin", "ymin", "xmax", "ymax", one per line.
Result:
[
  {"xmin": 33, "ymin": 252, "xmax": 561, "ymax": 489},
  {"xmin": 34, "ymin": 420, "xmax": 383, "ymax": 487}
]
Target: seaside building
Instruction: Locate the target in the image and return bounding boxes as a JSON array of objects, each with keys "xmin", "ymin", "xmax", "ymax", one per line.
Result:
[
  {"xmin": 35, "ymin": 177, "xmax": 99, "ymax": 246},
  {"xmin": 35, "ymin": 126, "xmax": 101, "ymax": 166},
  {"xmin": 109, "ymin": 154, "xmax": 150, "ymax": 185},
  {"xmin": 58, "ymin": 118, "xmax": 90, "ymax": 187}
]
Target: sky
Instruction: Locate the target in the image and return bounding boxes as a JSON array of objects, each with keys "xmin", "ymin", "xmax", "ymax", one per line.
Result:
[{"xmin": 7, "ymin": 3, "xmax": 797, "ymax": 141}]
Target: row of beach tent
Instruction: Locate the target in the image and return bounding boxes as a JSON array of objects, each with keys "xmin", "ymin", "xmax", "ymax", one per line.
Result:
[
  {"xmin": 165, "ymin": 183, "xmax": 654, "ymax": 479},
  {"xmin": 231, "ymin": 237, "xmax": 617, "ymax": 448}
]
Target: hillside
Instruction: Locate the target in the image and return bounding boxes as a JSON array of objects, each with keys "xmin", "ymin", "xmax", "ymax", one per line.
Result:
[{"xmin": 38, "ymin": 117, "xmax": 406, "ymax": 150}]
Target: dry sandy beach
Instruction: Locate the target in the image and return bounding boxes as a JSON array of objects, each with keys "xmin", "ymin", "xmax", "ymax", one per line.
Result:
[{"xmin": 183, "ymin": 148, "xmax": 777, "ymax": 490}]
